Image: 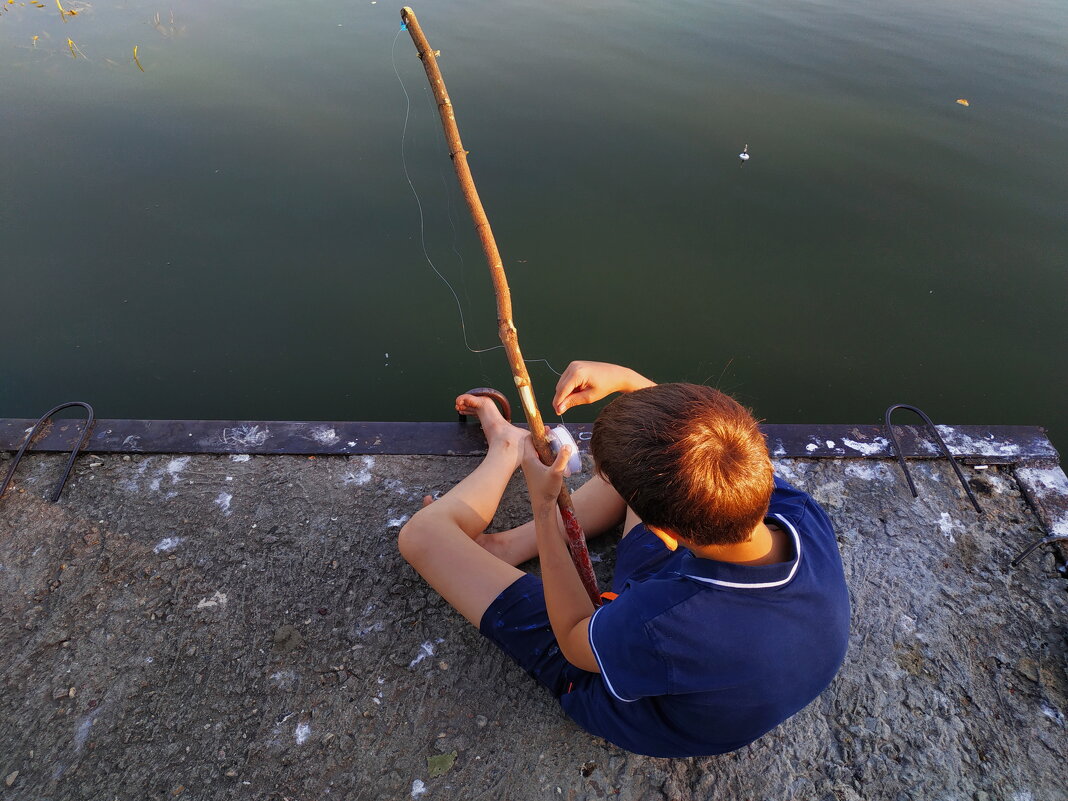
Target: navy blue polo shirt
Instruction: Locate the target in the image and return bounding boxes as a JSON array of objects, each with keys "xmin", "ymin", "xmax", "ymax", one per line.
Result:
[{"xmin": 559, "ymin": 476, "xmax": 850, "ymax": 757}]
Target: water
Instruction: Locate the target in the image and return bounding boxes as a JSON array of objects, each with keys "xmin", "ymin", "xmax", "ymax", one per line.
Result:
[{"xmin": 2, "ymin": 0, "xmax": 1066, "ymax": 450}]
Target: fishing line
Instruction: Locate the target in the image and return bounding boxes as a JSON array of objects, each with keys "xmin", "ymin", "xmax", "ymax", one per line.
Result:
[
  {"xmin": 440, "ymin": 172, "xmax": 475, "ymax": 315},
  {"xmin": 391, "ymin": 28, "xmax": 496, "ymax": 356},
  {"xmin": 390, "ymin": 27, "xmax": 564, "ymax": 384}
]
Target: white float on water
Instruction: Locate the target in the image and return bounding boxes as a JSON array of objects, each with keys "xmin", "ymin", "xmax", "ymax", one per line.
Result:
[{"xmin": 739, "ymin": 144, "xmax": 750, "ymax": 161}]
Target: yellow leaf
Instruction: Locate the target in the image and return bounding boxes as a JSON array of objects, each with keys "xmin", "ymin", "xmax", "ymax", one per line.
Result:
[
  {"xmin": 133, "ymin": 44, "xmax": 144, "ymax": 72},
  {"xmin": 956, "ymin": 98, "xmax": 970, "ymax": 107}
]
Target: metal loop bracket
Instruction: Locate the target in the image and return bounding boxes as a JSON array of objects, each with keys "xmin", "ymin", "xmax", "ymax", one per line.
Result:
[
  {"xmin": 885, "ymin": 403, "xmax": 982, "ymax": 515},
  {"xmin": 1, "ymin": 402, "xmax": 95, "ymax": 503}
]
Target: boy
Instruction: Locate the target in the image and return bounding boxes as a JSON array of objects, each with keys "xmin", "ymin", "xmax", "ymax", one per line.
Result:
[{"xmin": 398, "ymin": 361, "xmax": 850, "ymax": 758}]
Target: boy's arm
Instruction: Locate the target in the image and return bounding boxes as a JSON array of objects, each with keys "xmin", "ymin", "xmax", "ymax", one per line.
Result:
[
  {"xmin": 522, "ymin": 439, "xmax": 600, "ymax": 672},
  {"xmin": 552, "ymin": 361, "xmax": 656, "ymax": 414}
]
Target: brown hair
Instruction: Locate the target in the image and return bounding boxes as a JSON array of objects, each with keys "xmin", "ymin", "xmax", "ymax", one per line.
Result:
[{"xmin": 591, "ymin": 383, "xmax": 774, "ymax": 546}]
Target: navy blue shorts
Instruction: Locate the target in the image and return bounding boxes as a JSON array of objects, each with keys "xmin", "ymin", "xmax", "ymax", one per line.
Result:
[
  {"xmin": 478, "ymin": 573, "xmax": 589, "ymax": 699},
  {"xmin": 477, "ymin": 528, "xmax": 672, "ymax": 698}
]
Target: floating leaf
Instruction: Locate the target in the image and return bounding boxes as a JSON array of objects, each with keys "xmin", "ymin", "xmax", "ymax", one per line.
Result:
[
  {"xmin": 133, "ymin": 44, "xmax": 144, "ymax": 71},
  {"xmin": 956, "ymin": 98, "xmax": 970, "ymax": 107},
  {"xmin": 426, "ymin": 751, "xmax": 456, "ymax": 778}
]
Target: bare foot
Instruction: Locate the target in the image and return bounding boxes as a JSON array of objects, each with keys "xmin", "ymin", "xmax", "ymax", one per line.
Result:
[{"xmin": 455, "ymin": 393, "xmax": 527, "ymax": 472}]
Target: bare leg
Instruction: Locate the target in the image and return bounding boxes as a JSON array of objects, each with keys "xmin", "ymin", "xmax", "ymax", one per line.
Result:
[
  {"xmin": 478, "ymin": 472, "xmax": 630, "ymax": 566},
  {"xmin": 397, "ymin": 394, "xmax": 529, "ymax": 627}
]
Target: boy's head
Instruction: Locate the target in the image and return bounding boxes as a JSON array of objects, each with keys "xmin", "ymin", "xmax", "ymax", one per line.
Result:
[{"xmin": 591, "ymin": 383, "xmax": 774, "ymax": 546}]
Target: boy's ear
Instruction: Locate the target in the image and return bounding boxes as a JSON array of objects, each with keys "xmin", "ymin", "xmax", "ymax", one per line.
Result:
[{"xmin": 647, "ymin": 525, "xmax": 679, "ymax": 552}]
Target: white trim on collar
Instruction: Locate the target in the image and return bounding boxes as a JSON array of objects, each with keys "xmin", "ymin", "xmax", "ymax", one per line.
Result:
[{"xmin": 683, "ymin": 513, "xmax": 802, "ymax": 589}]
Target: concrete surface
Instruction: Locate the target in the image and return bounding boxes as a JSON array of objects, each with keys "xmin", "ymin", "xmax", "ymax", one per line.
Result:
[{"xmin": 0, "ymin": 450, "xmax": 1065, "ymax": 801}]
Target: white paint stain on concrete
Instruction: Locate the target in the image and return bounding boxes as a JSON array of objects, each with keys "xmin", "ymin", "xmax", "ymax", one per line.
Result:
[
  {"xmin": 294, "ymin": 722, "xmax": 311, "ymax": 744},
  {"xmin": 841, "ymin": 436, "xmax": 890, "ymax": 456},
  {"xmin": 153, "ymin": 537, "xmax": 183, "ymax": 553},
  {"xmin": 844, "ymin": 462, "xmax": 892, "ymax": 482},
  {"xmin": 121, "ymin": 459, "xmax": 151, "ymax": 492},
  {"xmin": 196, "ymin": 591, "xmax": 228, "ymax": 610},
  {"xmin": 1040, "ymin": 701, "xmax": 1065, "ymax": 727},
  {"xmin": 215, "ymin": 492, "xmax": 233, "ymax": 516},
  {"xmin": 384, "ymin": 478, "xmax": 419, "ymax": 499},
  {"xmin": 356, "ymin": 621, "xmax": 386, "ymax": 637},
  {"xmin": 897, "ymin": 613, "xmax": 917, "ymax": 636},
  {"xmin": 230, "ymin": 454, "xmax": 251, "ymax": 463},
  {"xmin": 937, "ymin": 512, "xmax": 965, "ymax": 543},
  {"xmin": 270, "ymin": 670, "xmax": 300, "ymax": 692},
  {"xmin": 165, "ymin": 457, "xmax": 191, "ymax": 483},
  {"xmin": 825, "ymin": 440, "xmax": 836, "ymax": 449},
  {"xmin": 411, "ymin": 779, "xmax": 427, "ymax": 799},
  {"xmin": 221, "ymin": 425, "xmax": 270, "ymax": 448},
  {"xmin": 935, "ymin": 425, "xmax": 1022, "ymax": 457},
  {"xmin": 345, "ymin": 456, "xmax": 375, "ymax": 486},
  {"xmin": 73, "ymin": 712, "xmax": 98, "ymax": 752},
  {"xmin": 1015, "ymin": 466, "xmax": 1068, "ymax": 494},
  {"xmin": 387, "ymin": 515, "xmax": 410, "ymax": 528},
  {"xmin": 409, "ymin": 641, "xmax": 435, "ymax": 668},
  {"xmin": 1015, "ymin": 466, "xmax": 1068, "ymax": 536},
  {"xmin": 309, "ymin": 426, "xmax": 340, "ymax": 446}
]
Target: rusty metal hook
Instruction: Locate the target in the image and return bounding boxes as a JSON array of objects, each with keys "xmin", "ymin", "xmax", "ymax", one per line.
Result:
[
  {"xmin": 1011, "ymin": 533, "xmax": 1068, "ymax": 567},
  {"xmin": 884, "ymin": 403, "xmax": 982, "ymax": 515},
  {"xmin": 0, "ymin": 402, "xmax": 95, "ymax": 503}
]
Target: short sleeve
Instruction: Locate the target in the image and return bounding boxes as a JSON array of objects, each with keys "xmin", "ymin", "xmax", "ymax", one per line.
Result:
[{"xmin": 587, "ymin": 590, "xmax": 672, "ymax": 702}]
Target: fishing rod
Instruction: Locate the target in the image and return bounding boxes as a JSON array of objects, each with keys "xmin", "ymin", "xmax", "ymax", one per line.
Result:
[{"xmin": 399, "ymin": 6, "xmax": 600, "ymax": 604}]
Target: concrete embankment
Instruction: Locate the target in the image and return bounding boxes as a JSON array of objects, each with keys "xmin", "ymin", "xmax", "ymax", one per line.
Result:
[{"xmin": 0, "ymin": 421, "xmax": 1065, "ymax": 800}]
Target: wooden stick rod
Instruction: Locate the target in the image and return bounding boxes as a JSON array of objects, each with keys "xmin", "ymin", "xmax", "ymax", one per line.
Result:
[{"xmin": 400, "ymin": 7, "xmax": 600, "ymax": 604}]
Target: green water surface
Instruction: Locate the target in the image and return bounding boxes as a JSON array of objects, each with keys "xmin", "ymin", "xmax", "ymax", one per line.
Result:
[{"xmin": 1, "ymin": 0, "xmax": 1066, "ymax": 449}]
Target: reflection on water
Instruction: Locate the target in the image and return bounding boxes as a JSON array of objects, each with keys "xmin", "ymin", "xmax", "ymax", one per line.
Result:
[{"xmin": 1, "ymin": 0, "xmax": 1066, "ymax": 450}]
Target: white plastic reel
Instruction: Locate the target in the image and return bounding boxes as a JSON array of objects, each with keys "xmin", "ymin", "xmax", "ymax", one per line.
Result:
[{"xmin": 549, "ymin": 425, "xmax": 583, "ymax": 477}]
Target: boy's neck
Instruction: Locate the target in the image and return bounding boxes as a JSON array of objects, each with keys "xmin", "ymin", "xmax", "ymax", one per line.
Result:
[{"xmin": 688, "ymin": 522, "xmax": 791, "ymax": 566}]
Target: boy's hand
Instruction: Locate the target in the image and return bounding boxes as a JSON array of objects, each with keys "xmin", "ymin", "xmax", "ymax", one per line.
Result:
[
  {"xmin": 520, "ymin": 433, "xmax": 570, "ymax": 507},
  {"xmin": 553, "ymin": 361, "xmax": 656, "ymax": 414}
]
